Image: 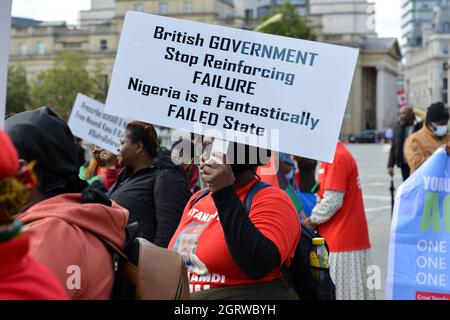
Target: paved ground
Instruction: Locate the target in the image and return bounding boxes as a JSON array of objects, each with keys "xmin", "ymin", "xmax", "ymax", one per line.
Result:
[{"xmin": 346, "ymin": 143, "xmax": 403, "ymax": 300}]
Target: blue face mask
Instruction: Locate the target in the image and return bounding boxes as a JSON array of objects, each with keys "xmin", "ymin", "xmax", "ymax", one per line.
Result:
[{"xmin": 433, "ymin": 124, "xmax": 448, "ymax": 137}]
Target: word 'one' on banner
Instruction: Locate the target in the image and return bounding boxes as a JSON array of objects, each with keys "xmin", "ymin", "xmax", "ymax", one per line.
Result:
[
  {"xmin": 68, "ymin": 93, "xmax": 129, "ymax": 154},
  {"xmin": 386, "ymin": 149, "xmax": 450, "ymax": 300},
  {"xmin": 105, "ymin": 11, "xmax": 359, "ymax": 162}
]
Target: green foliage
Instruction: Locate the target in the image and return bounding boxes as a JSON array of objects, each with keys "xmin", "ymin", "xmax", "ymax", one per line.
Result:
[
  {"xmin": 259, "ymin": 2, "xmax": 316, "ymax": 40},
  {"xmin": 6, "ymin": 64, "xmax": 31, "ymax": 116},
  {"xmin": 91, "ymin": 63, "xmax": 109, "ymax": 104},
  {"xmin": 31, "ymin": 51, "xmax": 108, "ymax": 120}
]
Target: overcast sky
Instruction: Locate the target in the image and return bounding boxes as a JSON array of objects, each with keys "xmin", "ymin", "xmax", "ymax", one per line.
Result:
[{"xmin": 11, "ymin": 0, "xmax": 402, "ymax": 40}]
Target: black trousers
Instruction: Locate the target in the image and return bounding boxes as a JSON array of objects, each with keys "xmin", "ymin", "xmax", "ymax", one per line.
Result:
[{"xmin": 400, "ymin": 163, "xmax": 410, "ymax": 181}]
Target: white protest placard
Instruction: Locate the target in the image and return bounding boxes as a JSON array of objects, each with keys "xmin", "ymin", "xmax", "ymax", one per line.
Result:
[
  {"xmin": 105, "ymin": 11, "xmax": 359, "ymax": 162},
  {"xmin": 0, "ymin": 0, "xmax": 12, "ymax": 129},
  {"xmin": 68, "ymin": 93, "xmax": 129, "ymax": 154}
]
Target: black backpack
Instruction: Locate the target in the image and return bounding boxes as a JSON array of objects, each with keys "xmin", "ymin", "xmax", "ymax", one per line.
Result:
[
  {"xmin": 287, "ymin": 224, "xmax": 336, "ymax": 300},
  {"xmin": 193, "ymin": 180, "xmax": 336, "ymax": 300}
]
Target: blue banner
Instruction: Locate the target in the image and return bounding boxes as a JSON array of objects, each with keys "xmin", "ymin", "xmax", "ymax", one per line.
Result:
[{"xmin": 386, "ymin": 149, "xmax": 450, "ymax": 300}]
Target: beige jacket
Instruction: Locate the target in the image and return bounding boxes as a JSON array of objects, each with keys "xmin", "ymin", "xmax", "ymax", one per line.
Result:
[{"xmin": 404, "ymin": 125, "xmax": 450, "ymax": 173}]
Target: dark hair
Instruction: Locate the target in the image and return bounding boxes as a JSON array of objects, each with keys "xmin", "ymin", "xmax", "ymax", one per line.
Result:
[{"xmin": 126, "ymin": 121, "xmax": 159, "ymax": 159}]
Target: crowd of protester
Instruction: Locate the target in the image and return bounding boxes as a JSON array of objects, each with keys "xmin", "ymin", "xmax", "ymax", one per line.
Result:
[{"xmin": 2, "ymin": 101, "xmax": 449, "ymax": 300}]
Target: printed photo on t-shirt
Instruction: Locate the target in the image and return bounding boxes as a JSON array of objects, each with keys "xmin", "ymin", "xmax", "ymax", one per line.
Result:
[{"xmin": 172, "ymin": 222, "xmax": 209, "ymax": 275}]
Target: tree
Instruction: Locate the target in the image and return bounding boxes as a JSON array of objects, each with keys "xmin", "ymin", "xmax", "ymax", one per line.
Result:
[
  {"xmin": 6, "ymin": 64, "xmax": 31, "ymax": 116},
  {"xmin": 91, "ymin": 62, "xmax": 110, "ymax": 104},
  {"xmin": 31, "ymin": 51, "xmax": 101, "ymax": 120},
  {"xmin": 259, "ymin": 3, "xmax": 316, "ymax": 40}
]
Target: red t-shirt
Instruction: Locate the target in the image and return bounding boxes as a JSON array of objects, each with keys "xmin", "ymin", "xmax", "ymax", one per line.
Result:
[
  {"xmin": 317, "ymin": 142, "xmax": 371, "ymax": 252},
  {"xmin": 168, "ymin": 178, "xmax": 300, "ymax": 293}
]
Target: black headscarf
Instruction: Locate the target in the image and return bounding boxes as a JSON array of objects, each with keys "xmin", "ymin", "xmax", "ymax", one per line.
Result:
[
  {"xmin": 5, "ymin": 107, "xmax": 87, "ymax": 197},
  {"xmin": 426, "ymin": 102, "xmax": 450, "ymax": 123},
  {"xmin": 228, "ymin": 143, "xmax": 271, "ymax": 177}
]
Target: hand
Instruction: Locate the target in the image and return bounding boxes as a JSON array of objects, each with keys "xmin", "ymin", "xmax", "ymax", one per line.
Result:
[
  {"xmin": 200, "ymin": 151, "xmax": 235, "ymax": 193},
  {"xmin": 100, "ymin": 151, "xmax": 117, "ymax": 168},
  {"xmin": 300, "ymin": 210, "xmax": 307, "ymax": 222},
  {"xmin": 388, "ymin": 167, "xmax": 394, "ymax": 177},
  {"xmin": 445, "ymin": 143, "xmax": 450, "ymax": 155},
  {"xmin": 302, "ymin": 218, "xmax": 318, "ymax": 230}
]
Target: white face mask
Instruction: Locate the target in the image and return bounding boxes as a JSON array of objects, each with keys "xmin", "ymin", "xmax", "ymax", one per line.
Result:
[{"xmin": 433, "ymin": 125, "xmax": 448, "ymax": 137}]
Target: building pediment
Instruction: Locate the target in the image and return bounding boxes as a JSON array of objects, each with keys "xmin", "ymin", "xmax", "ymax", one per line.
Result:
[{"xmin": 362, "ymin": 37, "xmax": 402, "ymax": 61}]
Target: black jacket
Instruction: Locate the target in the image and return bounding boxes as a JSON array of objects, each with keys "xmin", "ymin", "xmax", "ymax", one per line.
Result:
[
  {"xmin": 108, "ymin": 148, "xmax": 191, "ymax": 247},
  {"xmin": 388, "ymin": 121, "xmax": 422, "ymax": 168},
  {"xmin": 297, "ymin": 158, "xmax": 317, "ymax": 193}
]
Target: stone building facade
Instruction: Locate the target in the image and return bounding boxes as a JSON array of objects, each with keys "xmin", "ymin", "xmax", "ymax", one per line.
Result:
[{"xmin": 9, "ymin": 0, "xmax": 401, "ymax": 136}]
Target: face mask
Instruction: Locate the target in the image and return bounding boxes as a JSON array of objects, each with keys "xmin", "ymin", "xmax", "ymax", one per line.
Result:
[{"xmin": 433, "ymin": 125, "xmax": 448, "ymax": 137}]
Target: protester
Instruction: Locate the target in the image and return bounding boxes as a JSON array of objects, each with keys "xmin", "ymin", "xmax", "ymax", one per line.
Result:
[
  {"xmin": 294, "ymin": 156, "xmax": 317, "ymax": 193},
  {"xmin": 5, "ymin": 107, "xmax": 129, "ymax": 300},
  {"xmin": 79, "ymin": 147, "xmax": 122, "ymax": 188},
  {"xmin": 169, "ymin": 140, "xmax": 300, "ymax": 299},
  {"xmin": 257, "ymin": 152, "xmax": 306, "ymax": 220},
  {"xmin": 404, "ymin": 102, "xmax": 450, "ymax": 173},
  {"xmin": 279, "ymin": 153, "xmax": 299, "ymax": 190},
  {"xmin": 0, "ymin": 128, "xmax": 67, "ymax": 300},
  {"xmin": 387, "ymin": 107, "xmax": 422, "ymax": 181},
  {"xmin": 108, "ymin": 121, "xmax": 191, "ymax": 247},
  {"xmin": 80, "ymin": 147, "xmax": 101, "ymax": 185},
  {"xmin": 258, "ymin": 152, "xmax": 299, "ymax": 193},
  {"xmin": 171, "ymin": 137, "xmax": 201, "ymax": 193},
  {"xmin": 98, "ymin": 149, "xmax": 123, "ymax": 188},
  {"xmin": 293, "ymin": 156, "xmax": 318, "ymax": 217},
  {"xmin": 303, "ymin": 141, "xmax": 375, "ymax": 300}
]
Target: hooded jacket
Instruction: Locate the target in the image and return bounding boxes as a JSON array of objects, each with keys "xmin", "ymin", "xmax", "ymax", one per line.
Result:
[
  {"xmin": 0, "ymin": 127, "xmax": 67, "ymax": 300},
  {"xmin": 5, "ymin": 107, "xmax": 87, "ymax": 198},
  {"xmin": 16, "ymin": 194, "xmax": 128, "ymax": 300},
  {"xmin": 0, "ymin": 235, "xmax": 68, "ymax": 300},
  {"xmin": 108, "ymin": 147, "xmax": 191, "ymax": 248}
]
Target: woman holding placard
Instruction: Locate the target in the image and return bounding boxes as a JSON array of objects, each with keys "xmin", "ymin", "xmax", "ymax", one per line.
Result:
[{"xmin": 169, "ymin": 140, "xmax": 301, "ymax": 299}]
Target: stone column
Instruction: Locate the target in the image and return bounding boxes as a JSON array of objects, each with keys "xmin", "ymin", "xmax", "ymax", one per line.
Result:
[
  {"xmin": 431, "ymin": 61, "xmax": 443, "ymax": 103},
  {"xmin": 351, "ymin": 65, "xmax": 363, "ymax": 135},
  {"xmin": 447, "ymin": 58, "xmax": 450, "ymax": 104},
  {"xmin": 376, "ymin": 67, "xmax": 398, "ymax": 131},
  {"xmin": 341, "ymin": 64, "xmax": 363, "ymax": 137}
]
